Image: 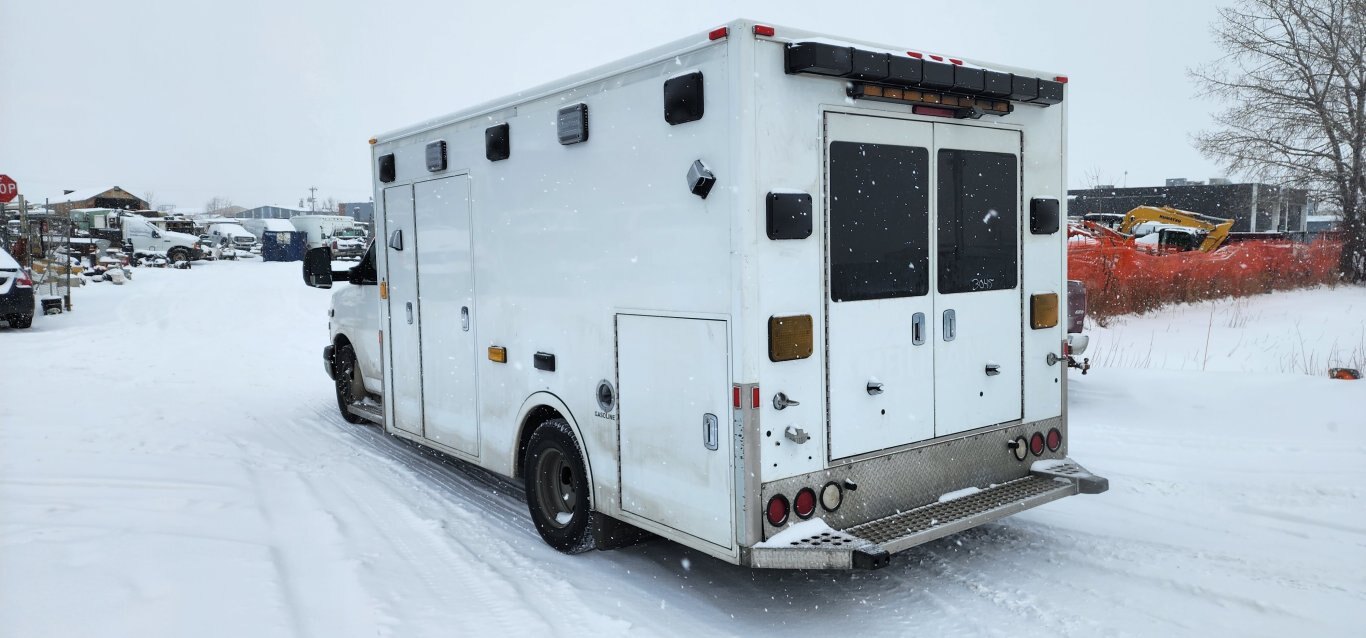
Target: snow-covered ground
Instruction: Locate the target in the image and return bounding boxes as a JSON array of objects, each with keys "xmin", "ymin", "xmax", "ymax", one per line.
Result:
[{"xmin": 2, "ymin": 264, "xmax": 1363, "ymax": 637}]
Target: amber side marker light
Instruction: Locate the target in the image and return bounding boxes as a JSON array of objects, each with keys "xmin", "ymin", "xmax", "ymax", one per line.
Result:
[
  {"xmin": 1329, "ymin": 367, "xmax": 1361, "ymax": 380},
  {"xmin": 488, "ymin": 346, "xmax": 508, "ymax": 363},
  {"xmin": 1030, "ymin": 293, "xmax": 1059, "ymax": 330},
  {"xmin": 769, "ymin": 314, "xmax": 813, "ymax": 362}
]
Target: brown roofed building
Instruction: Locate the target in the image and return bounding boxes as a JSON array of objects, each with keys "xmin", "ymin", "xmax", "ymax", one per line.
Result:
[{"xmin": 49, "ymin": 187, "xmax": 149, "ymax": 216}]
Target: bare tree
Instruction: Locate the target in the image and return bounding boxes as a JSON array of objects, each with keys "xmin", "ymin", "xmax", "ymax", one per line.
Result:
[
  {"xmin": 205, "ymin": 196, "xmax": 235, "ymax": 216},
  {"xmin": 320, "ymin": 197, "xmax": 338, "ymax": 214},
  {"xmin": 142, "ymin": 190, "xmax": 156, "ymax": 210},
  {"xmin": 1193, "ymin": 0, "xmax": 1366, "ymax": 281}
]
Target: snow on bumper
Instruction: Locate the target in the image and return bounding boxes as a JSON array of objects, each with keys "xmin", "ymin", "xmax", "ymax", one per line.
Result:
[{"xmin": 748, "ymin": 458, "xmax": 1107, "ymax": 570}]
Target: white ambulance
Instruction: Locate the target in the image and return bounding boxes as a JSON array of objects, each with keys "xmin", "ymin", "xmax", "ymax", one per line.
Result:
[{"xmin": 305, "ymin": 19, "xmax": 1106, "ymax": 569}]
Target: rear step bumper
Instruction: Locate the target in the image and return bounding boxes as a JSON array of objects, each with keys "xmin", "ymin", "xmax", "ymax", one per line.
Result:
[{"xmin": 749, "ymin": 458, "xmax": 1107, "ymax": 570}]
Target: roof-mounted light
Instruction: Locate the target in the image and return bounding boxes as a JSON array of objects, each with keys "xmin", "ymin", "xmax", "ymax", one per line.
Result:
[{"xmin": 785, "ymin": 41, "xmax": 1065, "ymax": 108}]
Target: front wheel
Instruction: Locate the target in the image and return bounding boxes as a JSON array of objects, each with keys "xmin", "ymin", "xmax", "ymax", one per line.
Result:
[
  {"xmin": 524, "ymin": 419, "xmax": 595, "ymax": 554},
  {"xmin": 167, "ymin": 247, "xmax": 191, "ymax": 264},
  {"xmin": 333, "ymin": 343, "xmax": 366, "ymax": 424}
]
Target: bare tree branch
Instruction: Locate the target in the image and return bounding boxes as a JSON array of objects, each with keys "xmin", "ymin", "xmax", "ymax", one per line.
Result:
[{"xmin": 1193, "ymin": 0, "xmax": 1366, "ymax": 281}]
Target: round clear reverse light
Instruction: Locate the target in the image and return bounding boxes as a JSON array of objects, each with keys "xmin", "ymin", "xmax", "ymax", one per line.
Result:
[
  {"xmin": 820, "ymin": 482, "xmax": 843, "ymax": 511},
  {"xmin": 1011, "ymin": 436, "xmax": 1029, "ymax": 461}
]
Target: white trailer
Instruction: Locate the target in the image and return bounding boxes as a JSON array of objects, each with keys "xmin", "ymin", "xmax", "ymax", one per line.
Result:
[{"xmin": 305, "ymin": 20, "xmax": 1106, "ymax": 569}]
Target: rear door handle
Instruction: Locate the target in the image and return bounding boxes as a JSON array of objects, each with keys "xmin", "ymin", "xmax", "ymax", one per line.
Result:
[
  {"xmin": 911, "ymin": 312, "xmax": 925, "ymax": 345},
  {"xmin": 461, "ymin": 306, "xmax": 470, "ymax": 332},
  {"xmin": 943, "ymin": 309, "xmax": 956, "ymax": 341},
  {"xmin": 405, "ymin": 301, "xmax": 413, "ymax": 325},
  {"xmin": 985, "ymin": 364, "xmax": 1001, "ymax": 376},
  {"xmin": 702, "ymin": 413, "xmax": 719, "ymax": 451}
]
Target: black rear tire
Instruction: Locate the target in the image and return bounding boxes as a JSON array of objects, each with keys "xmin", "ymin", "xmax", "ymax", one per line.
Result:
[
  {"xmin": 8, "ymin": 313, "xmax": 33, "ymax": 329},
  {"xmin": 524, "ymin": 419, "xmax": 595, "ymax": 554},
  {"xmin": 333, "ymin": 343, "xmax": 366, "ymax": 424}
]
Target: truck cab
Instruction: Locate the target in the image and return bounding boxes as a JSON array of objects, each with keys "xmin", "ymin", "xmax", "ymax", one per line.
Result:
[
  {"xmin": 311, "ymin": 241, "xmax": 383, "ymax": 423},
  {"xmin": 121, "ymin": 214, "xmax": 202, "ymax": 263}
]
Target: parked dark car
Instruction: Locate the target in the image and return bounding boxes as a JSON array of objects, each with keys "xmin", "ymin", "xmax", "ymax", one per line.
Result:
[{"xmin": 0, "ymin": 246, "xmax": 35, "ymax": 329}]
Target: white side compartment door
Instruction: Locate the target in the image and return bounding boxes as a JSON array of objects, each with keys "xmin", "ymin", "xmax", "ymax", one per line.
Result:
[
  {"xmin": 932, "ymin": 124, "xmax": 1023, "ymax": 435},
  {"xmin": 825, "ymin": 113, "xmax": 937, "ymax": 459},
  {"xmin": 617, "ymin": 315, "xmax": 733, "ymax": 549},
  {"xmin": 414, "ymin": 176, "xmax": 479, "ymax": 456},
  {"xmin": 384, "ymin": 185, "xmax": 424, "ymax": 436}
]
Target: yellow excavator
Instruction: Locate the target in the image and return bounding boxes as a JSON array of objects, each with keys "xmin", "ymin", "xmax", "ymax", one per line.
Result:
[{"xmin": 1116, "ymin": 206, "xmax": 1235, "ymax": 253}]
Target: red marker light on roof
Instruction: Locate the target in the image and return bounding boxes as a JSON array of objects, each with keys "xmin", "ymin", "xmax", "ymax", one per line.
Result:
[
  {"xmin": 929, "ymin": 54, "xmax": 943, "ymax": 61},
  {"xmin": 907, "ymin": 51, "xmax": 923, "ymax": 59},
  {"xmin": 1054, "ymin": 75, "xmax": 1069, "ymax": 84},
  {"xmin": 754, "ymin": 24, "xmax": 775, "ymax": 37},
  {"xmin": 949, "ymin": 58, "xmax": 963, "ymax": 65},
  {"xmin": 709, "ymin": 27, "xmax": 728, "ymax": 41}
]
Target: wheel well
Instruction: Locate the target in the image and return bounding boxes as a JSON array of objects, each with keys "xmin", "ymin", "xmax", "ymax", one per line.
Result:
[
  {"xmin": 516, "ymin": 405, "xmax": 564, "ymax": 479},
  {"xmin": 331, "ymin": 334, "xmax": 352, "ymax": 373}
]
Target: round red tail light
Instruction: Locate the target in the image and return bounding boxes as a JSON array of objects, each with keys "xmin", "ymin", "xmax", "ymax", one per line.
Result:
[
  {"xmin": 1046, "ymin": 428, "xmax": 1062, "ymax": 452},
  {"xmin": 1029, "ymin": 432, "xmax": 1045, "ymax": 456},
  {"xmin": 793, "ymin": 488, "xmax": 817, "ymax": 519},
  {"xmin": 766, "ymin": 495, "xmax": 789, "ymax": 527}
]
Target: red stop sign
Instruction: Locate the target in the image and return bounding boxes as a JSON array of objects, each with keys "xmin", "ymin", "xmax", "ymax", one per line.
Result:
[{"xmin": 0, "ymin": 175, "xmax": 16, "ymax": 204}]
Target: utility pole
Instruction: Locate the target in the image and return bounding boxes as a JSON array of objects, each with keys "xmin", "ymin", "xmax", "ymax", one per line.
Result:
[
  {"xmin": 62, "ymin": 198, "xmax": 72, "ymax": 312},
  {"xmin": 17, "ymin": 195, "xmax": 30, "ymax": 269},
  {"xmin": 308, "ymin": 186, "xmax": 318, "ymax": 212}
]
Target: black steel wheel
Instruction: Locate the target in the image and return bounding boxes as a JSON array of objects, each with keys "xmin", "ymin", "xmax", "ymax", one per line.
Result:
[
  {"xmin": 524, "ymin": 419, "xmax": 595, "ymax": 553},
  {"xmin": 333, "ymin": 342, "xmax": 366, "ymax": 424},
  {"xmin": 168, "ymin": 247, "xmax": 191, "ymax": 264}
]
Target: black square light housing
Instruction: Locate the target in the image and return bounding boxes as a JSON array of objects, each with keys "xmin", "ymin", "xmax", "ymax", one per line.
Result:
[
  {"xmin": 1031, "ymin": 79, "xmax": 1065, "ymax": 105},
  {"xmin": 952, "ymin": 66, "xmax": 985, "ymax": 93},
  {"xmin": 486, "ymin": 123, "xmax": 510, "ymax": 161},
  {"xmin": 886, "ymin": 56, "xmax": 923, "ymax": 85},
  {"xmin": 557, "ymin": 103, "xmax": 588, "ymax": 145},
  {"xmin": 1010, "ymin": 75, "xmax": 1039, "ymax": 102},
  {"xmin": 533, "ymin": 352, "xmax": 556, "ymax": 372},
  {"xmin": 982, "ymin": 70, "xmax": 1012, "ymax": 97},
  {"xmin": 767, "ymin": 192, "xmax": 813, "ymax": 240},
  {"xmin": 378, "ymin": 153, "xmax": 395, "ymax": 183},
  {"xmin": 785, "ymin": 42, "xmax": 852, "ymax": 76},
  {"xmin": 663, "ymin": 72, "xmax": 705, "ymax": 125},
  {"xmin": 1031, "ymin": 198, "xmax": 1060, "ymax": 234},
  {"xmin": 425, "ymin": 140, "xmax": 447, "ymax": 172},
  {"xmin": 920, "ymin": 60, "xmax": 955, "ymax": 89},
  {"xmin": 848, "ymin": 50, "xmax": 889, "ymax": 81}
]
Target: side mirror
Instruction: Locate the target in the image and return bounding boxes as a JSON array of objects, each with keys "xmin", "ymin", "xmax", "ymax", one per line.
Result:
[{"xmin": 303, "ymin": 246, "xmax": 334, "ymax": 288}]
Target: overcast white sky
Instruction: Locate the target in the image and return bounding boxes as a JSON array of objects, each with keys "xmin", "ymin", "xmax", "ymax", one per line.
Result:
[{"xmin": 0, "ymin": 0, "xmax": 1226, "ymax": 210}]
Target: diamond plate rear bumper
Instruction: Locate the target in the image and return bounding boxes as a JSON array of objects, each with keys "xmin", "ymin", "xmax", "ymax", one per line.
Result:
[{"xmin": 747, "ymin": 458, "xmax": 1106, "ymax": 570}]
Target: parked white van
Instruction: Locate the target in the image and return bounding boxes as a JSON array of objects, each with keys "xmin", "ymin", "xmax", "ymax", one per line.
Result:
[
  {"xmin": 305, "ymin": 20, "xmax": 1105, "ymax": 570},
  {"xmin": 204, "ymin": 221, "xmax": 257, "ymax": 258},
  {"xmin": 290, "ymin": 215, "xmax": 356, "ymax": 250}
]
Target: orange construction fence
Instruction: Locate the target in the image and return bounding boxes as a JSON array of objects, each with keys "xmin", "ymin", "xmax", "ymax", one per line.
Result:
[{"xmin": 1068, "ymin": 238, "xmax": 1343, "ymax": 318}]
